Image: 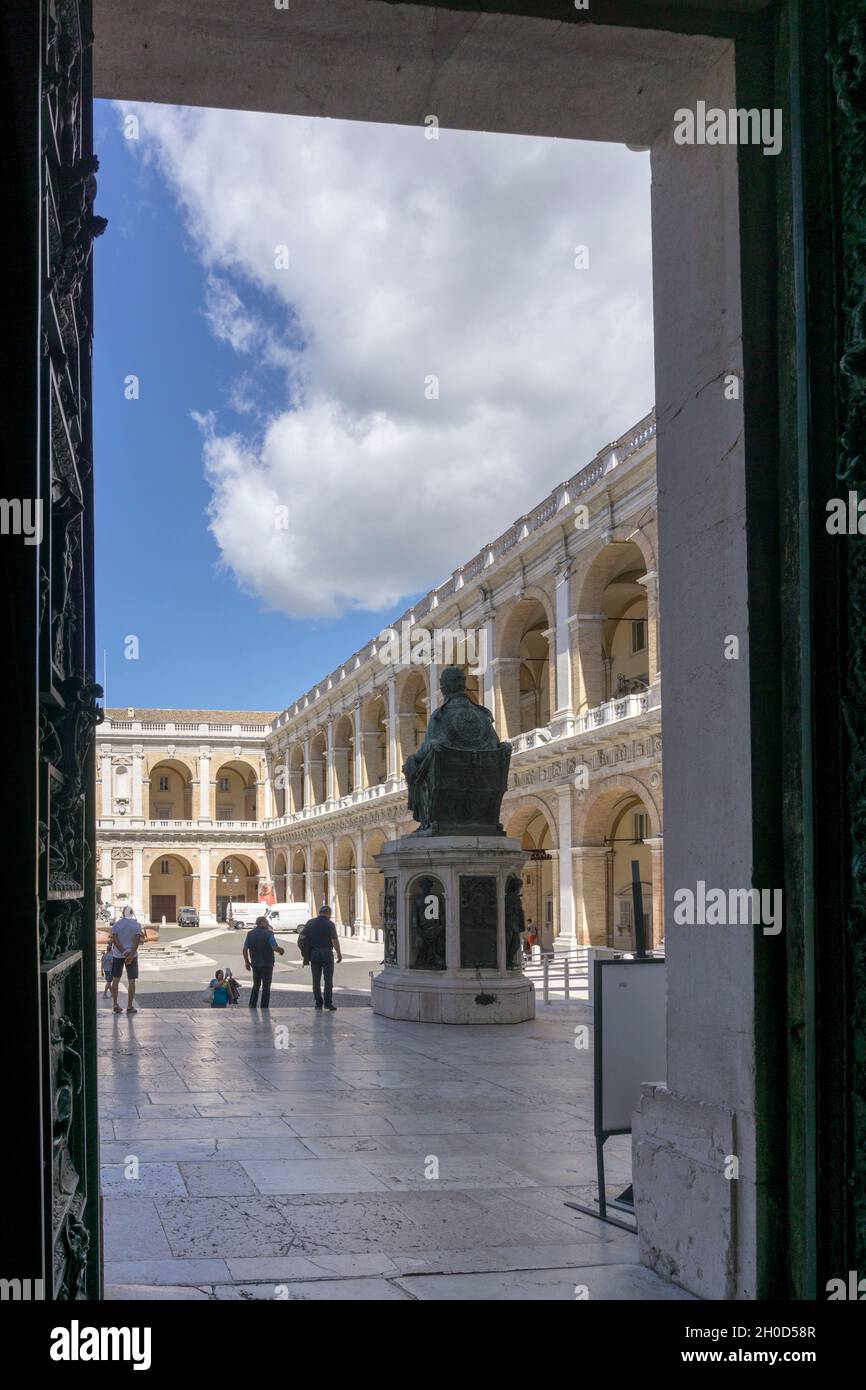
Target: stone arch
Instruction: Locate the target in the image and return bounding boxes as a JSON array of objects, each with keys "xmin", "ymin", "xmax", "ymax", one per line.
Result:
[
  {"xmin": 395, "ymin": 667, "xmax": 428, "ymax": 771},
  {"xmin": 309, "ymin": 728, "xmax": 327, "ymax": 805},
  {"xmin": 213, "ymin": 851, "xmax": 263, "ymax": 921},
  {"xmin": 332, "ymin": 713, "xmax": 355, "ymax": 798},
  {"xmin": 272, "ymin": 848, "xmax": 288, "ymax": 902},
  {"xmin": 291, "ymin": 847, "xmax": 308, "ymax": 905},
  {"xmin": 146, "ymin": 757, "xmax": 195, "ymax": 820},
  {"xmin": 333, "ymin": 835, "xmax": 356, "ymax": 926},
  {"xmin": 571, "ymin": 538, "xmax": 656, "ymax": 711},
  {"xmin": 495, "ymin": 590, "xmax": 555, "ymax": 738},
  {"xmin": 288, "ymin": 743, "xmax": 305, "ymax": 813},
  {"xmin": 363, "ymin": 828, "xmax": 387, "ymax": 929},
  {"xmin": 310, "ymin": 840, "xmax": 330, "ymax": 911},
  {"xmin": 577, "ymin": 772, "xmax": 662, "ymax": 843},
  {"xmin": 503, "ymin": 793, "xmax": 560, "ymax": 849},
  {"xmin": 213, "ymin": 757, "xmax": 259, "ymax": 821},
  {"xmin": 145, "ymin": 850, "xmax": 194, "ymax": 923},
  {"xmin": 575, "ymin": 774, "xmax": 662, "ymax": 949},
  {"xmin": 360, "ymin": 690, "xmax": 388, "ymax": 787},
  {"xmin": 504, "ymin": 795, "xmax": 558, "ymax": 947}
]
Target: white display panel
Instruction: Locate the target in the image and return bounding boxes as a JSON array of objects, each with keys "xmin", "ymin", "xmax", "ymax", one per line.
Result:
[{"xmin": 597, "ymin": 960, "xmax": 667, "ymax": 1134}]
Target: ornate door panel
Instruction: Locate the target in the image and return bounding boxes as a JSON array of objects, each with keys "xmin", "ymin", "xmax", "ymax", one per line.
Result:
[{"xmin": 37, "ymin": 0, "xmax": 102, "ymax": 1300}]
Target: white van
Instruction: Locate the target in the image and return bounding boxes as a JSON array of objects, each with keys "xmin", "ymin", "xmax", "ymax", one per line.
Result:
[
  {"xmin": 225, "ymin": 902, "xmax": 265, "ymax": 930},
  {"xmin": 265, "ymin": 903, "xmax": 311, "ymax": 935}
]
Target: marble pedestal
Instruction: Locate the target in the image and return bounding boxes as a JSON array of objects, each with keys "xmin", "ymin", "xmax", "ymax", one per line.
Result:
[{"xmin": 371, "ymin": 835, "xmax": 535, "ymax": 1024}]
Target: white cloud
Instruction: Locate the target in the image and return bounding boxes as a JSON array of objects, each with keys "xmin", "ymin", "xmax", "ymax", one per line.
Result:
[
  {"xmin": 202, "ymin": 275, "xmax": 261, "ymax": 354},
  {"xmin": 122, "ymin": 103, "xmax": 653, "ymax": 619}
]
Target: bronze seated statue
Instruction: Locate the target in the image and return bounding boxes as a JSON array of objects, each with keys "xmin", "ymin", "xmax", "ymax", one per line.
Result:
[{"xmin": 403, "ymin": 665, "xmax": 512, "ymax": 836}]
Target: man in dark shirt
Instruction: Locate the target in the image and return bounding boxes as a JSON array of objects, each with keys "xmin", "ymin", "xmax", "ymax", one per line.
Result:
[
  {"xmin": 298, "ymin": 904, "xmax": 342, "ymax": 1011},
  {"xmin": 242, "ymin": 916, "xmax": 285, "ymax": 1009}
]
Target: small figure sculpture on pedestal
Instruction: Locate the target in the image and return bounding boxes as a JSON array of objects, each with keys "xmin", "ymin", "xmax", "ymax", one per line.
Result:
[
  {"xmin": 505, "ymin": 874, "xmax": 526, "ymax": 970},
  {"xmin": 410, "ymin": 875, "xmax": 446, "ymax": 970}
]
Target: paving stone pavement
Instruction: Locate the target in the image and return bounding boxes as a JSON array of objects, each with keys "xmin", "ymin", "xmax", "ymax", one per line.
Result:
[{"xmin": 99, "ymin": 1002, "xmax": 695, "ymax": 1301}]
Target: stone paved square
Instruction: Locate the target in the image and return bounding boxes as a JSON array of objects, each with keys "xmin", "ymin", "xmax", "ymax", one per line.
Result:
[{"xmin": 100, "ymin": 1002, "xmax": 691, "ymax": 1300}]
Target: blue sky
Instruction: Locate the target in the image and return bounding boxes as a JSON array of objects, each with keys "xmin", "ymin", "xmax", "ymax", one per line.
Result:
[
  {"xmin": 93, "ymin": 101, "xmax": 652, "ymax": 715},
  {"xmin": 93, "ymin": 101, "xmax": 409, "ymax": 713}
]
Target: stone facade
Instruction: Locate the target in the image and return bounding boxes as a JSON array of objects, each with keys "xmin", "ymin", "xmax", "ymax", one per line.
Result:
[{"xmin": 97, "ymin": 413, "xmax": 662, "ymax": 940}]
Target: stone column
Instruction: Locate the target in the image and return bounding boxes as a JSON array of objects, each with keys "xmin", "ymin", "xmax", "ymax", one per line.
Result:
[
  {"xmin": 492, "ymin": 655, "xmax": 521, "ymax": 737},
  {"xmin": 303, "ymin": 736, "xmax": 313, "ymax": 807},
  {"xmin": 325, "ymin": 719, "xmax": 335, "ymax": 802},
  {"xmin": 574, "ymin": 613, "xmax": 607, "ymax": 711},
  {"xmin": 361, "ymin": 730, "xmax": 380, "ymax": 787},
  {"xmin": 482, "ymin": 611, "xmax": 496, "ymax": 716},
  {"xmin": 352, "ymin": 702, "xmax": 363, "ymax": 790},
  {"xmin": 571, "ymin": 845, "xmax": 609, "ymax": 946},
  {"xmin": 644, "ymin": 835, "xmax": 664, "ymax": 949},
  {"xmin": 283, "ymin": 745, "xmax": 293, "ymax": 811},
  {"xmin": 386, "ymin": 675, "xmax": 398, "ymax": 784},
  {"xmin": 199, "ymin": 846, "xmax": 213, "ymax": 922},
  {"xmin": 289, "ymin": 746, "xmax": 304, "ymax": 812},
  {"xmin": 100, "ymin": 847, "xmax": 112, "ymax": 908},
  {"xmin": 133, "ymin": 847, "xmax": 145, "ymax": 921},
  {"xmin": 198, "ymin": 746, "xmax": 211, "ymax": 821},
  {"xmin": 555, "ymin": 784, "xmax": 576, "ymax": 945},
  {"xmin": 262, "ymin": 761, "xmax": 274, "ymax": 821},
  {"xmin": 554, "ymin": 568, "xmax": 574, "ymax": 729},
  {"xmin": 396, "ymin": 712, "xmax": 416, "ymax": 773},
  {"xmin": 640, "ymin": 568, "xmax": 661, "ymax": 682},
  {"xmin": 333, "ymin": 739, "xmax": 350, "ymax": 798},
  {"xmin": 132, "ymin": 745, "xmax": 144, "ymax": 818},
  {"xmin": 428, "ymin": 652, "xmax": 440, "ymax": 710},
  {"xmin": 353, "ymin": 830, "xmax": 367, "ymax": 933},
  {"xmin": 100, "ymin": 748, "xmax": 112, "ymax": 816}
]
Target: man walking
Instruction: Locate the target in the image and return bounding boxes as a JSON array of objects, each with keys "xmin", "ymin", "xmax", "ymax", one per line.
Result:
[
  {"xmin": 298, "ymin": 904, "xmax": 342, "ymax": 1011},
  {"xmin": 242, "ymin": 915, "xmax": 285, "ymax": 1009},
  {"xmin": 110, "ymin": 905, "xmax": 143, "ymax": 1015}
]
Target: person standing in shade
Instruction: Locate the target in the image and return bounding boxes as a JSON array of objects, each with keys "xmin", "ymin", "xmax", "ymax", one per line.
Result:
[
  {"xmin": 109, "ymin": 905, "xmax": 142, "ymax": 1015},
  {"xmin": 298, "ymin": 904, "xmax": 342, "ymax": 1011},
  {"xmin": 242, "ymin": 914, "xmax": 285, "ymax": 1009}
]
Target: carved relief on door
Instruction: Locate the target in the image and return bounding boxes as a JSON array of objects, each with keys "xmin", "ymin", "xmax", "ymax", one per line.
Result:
[{"xmin": 37, "ymin": 0, "xmax": 104, "ymax": 1299}]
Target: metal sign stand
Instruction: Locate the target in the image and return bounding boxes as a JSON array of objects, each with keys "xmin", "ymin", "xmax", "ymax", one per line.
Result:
[{"xmin": 565, "ymin": 860, "xmax": 650, "ymax": 1234}]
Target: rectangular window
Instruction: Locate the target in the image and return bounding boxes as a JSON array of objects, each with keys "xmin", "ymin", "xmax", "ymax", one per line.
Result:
[
  {"xmin": 158, "ymin": 775, "xmax": 169, "ymax": 791},
  {"xmin": 218, "ymin": 776, "xmax": 230, "ymax": 792},
  {"xmin": 160, "ymin": 859, "xmax": 170, "ymax": 875},
  {"xmin": 632, "ymin": 618, "xmax": 647, "ymax": 654},
  {"xmin": 634, "ymin": 813, "xmax": 647, "ymax": 843}
]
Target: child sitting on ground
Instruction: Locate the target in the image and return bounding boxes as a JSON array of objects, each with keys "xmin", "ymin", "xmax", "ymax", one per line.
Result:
[{"xmin": 209, "ymin": 969, "xmax": 230, "ymax": 1008}]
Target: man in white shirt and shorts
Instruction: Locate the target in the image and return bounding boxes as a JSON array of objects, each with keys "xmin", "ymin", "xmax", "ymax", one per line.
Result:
[{"xmin": 110, "ymin": 906, "xmax": 143, "ymax": 1015}]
